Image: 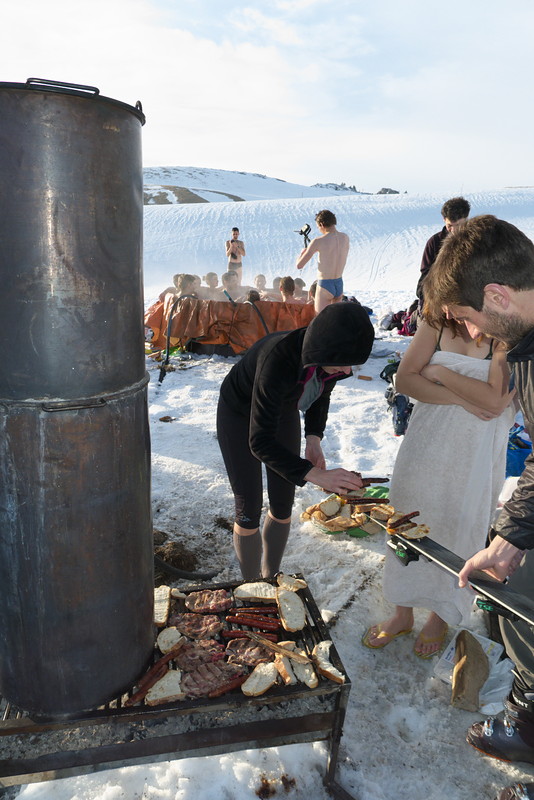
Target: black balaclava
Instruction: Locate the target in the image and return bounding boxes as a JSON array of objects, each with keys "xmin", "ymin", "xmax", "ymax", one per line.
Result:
[{"xmin": 301, "ymin": 303, "xmax": 375, "ymax": 369}]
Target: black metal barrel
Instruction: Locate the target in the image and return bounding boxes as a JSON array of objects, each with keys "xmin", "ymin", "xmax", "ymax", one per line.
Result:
[{"xmin": 0, "ymin": 79, "xmax": 154, "ymax": 716}]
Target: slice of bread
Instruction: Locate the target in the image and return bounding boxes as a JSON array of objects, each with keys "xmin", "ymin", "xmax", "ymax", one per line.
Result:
[
  {"xmin": 274, "ymin": 653, "xmax": 297, "ymax": 685},
  {"xmin": 145, "ymin": 669, "xmax": 185, "ymax": 706},
  {"xmin": 318, "ymin": 494, "xmax": 341, "ymax": 517},
  {"xmin": 369, "ymin": 504, "xmax": 395, "ymax": 521},
  {"xmin": 276, "ymin": 588, "xmax": 306, "ymax": 632},
  {"xmin": 154, "ymin": 585, "xmax": 171, "ymax": 627},
  {"xmin": 312, "ymin": 640, "xmax": 345, "ymax": 684},
  {"xmin": 279, "ymin": 641, "xmax": 318, "ymax": 688},
  {"xmin": 156, "ymin": 626, "xmax": 184, "ymax": 654},
  {"xmin": 276, "ymin": 573, "xmax": 307, "ymax": 592},
  {"xmin": 234, "ymin": 581, "xmax": 277, "ymax": 602},
  {"xmin": 241, "ymin": 661, "xmax": 279, "ymax": 696}
]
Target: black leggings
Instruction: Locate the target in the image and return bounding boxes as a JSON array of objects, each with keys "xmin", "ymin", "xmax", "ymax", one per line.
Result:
[{"xmin": 216, "ymin": 397, "xmax": 301, "ymax": 530}]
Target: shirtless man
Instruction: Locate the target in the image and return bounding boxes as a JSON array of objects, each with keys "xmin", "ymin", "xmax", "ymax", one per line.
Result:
[
  {"xmin": 225, "ymin": 227, "xmax": 246, "ymax": 284},
  {"xmin": 295, "ymin": 210, "xmax": 349, "ymax": 313}
]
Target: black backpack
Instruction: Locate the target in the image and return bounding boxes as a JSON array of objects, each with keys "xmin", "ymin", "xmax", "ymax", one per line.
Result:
[{"xmin": 380, "ymin": 360, "xmax": 413, "ymax": 436}]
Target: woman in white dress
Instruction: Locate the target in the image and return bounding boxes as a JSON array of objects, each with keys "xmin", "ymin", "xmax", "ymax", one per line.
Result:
[{"xmin": 363, "ymin": 317, "xmax": 515, "ymax": 657}]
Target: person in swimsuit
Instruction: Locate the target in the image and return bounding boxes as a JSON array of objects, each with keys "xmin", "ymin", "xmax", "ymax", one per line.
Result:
[
  {"xmin": 225, "ymin": 227, "xmax": 246, "ymax": 285},
  {"xmin": 295, "ymin": 209, "xmax": 349, "ymax": 314}
]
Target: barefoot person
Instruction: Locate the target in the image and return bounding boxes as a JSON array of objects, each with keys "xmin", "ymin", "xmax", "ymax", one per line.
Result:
[
  {"xmin": 362, "ymin": 313, "xmax": 513, "ymax": 657},
  {"xmin": 296, "ymin": 210, "xmax": 349, "ymax": 313},
  {"xmin": 216, "ymin": 303, "xmax": 374, "ymax": 580},
  {"xmin": 225, "ymin": 227, "xmax": 246, "ymax": 284},
  {"xmin": 421, "ymin": 216, "xmax": 534, "ymax": 800}
]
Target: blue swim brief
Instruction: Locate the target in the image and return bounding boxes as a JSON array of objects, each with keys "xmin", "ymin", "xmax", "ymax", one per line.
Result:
[{"xmin": 317, "ymin": 277, "xmax": 344, "ymax": 298}]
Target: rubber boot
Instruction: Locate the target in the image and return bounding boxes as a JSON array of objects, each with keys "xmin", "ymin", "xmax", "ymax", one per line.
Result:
[{"xmin": 233, "ymin": 530, "xmax": 262, "ymax": 580}]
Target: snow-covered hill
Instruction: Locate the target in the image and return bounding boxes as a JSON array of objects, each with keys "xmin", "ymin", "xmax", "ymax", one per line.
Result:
[
  {"xmin": 143, "ymin": 165, "xmax": 363, "ymax": 205},
  {"xmin": 143, "ymin": 184, "xmax": 534, "ymax": 308}
]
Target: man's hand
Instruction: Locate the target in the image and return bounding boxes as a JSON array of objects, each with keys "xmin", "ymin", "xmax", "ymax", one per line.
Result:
[
  {"xmin": 458, "ymin": 535, "xmax": 525, "ymax": 588},
  {"xmin": 304, "ymin": 466, "xmax": 364, "ymax": 495},
  {"xmin": 305, "ymin": 435, "xmax": 326, "ymax": 470}
]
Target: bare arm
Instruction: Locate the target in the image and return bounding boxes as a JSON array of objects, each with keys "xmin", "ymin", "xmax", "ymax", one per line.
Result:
[
  {"xmin": 421, "ymin": 343, "xmax": 514, "ymax": 415},
  {"xmin": 395, "ymin": 322, "xmax": 475, "ymax": 405},
  {"xmin": 296, "ymin": 239, "xmax": 319, "ymax": 270}
]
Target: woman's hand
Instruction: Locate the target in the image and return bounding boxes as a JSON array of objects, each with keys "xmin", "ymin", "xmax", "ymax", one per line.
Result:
[
  {"xmin": 304, "ymin": 466, "xmax": 364, "ymax": 495},
  {"xmin": 305, "ymin": 435, "xmax": 326, "ymax": 470},
  {"xmin": 459, "ymin": 399, "xmax": 498, "ymax": 420}
]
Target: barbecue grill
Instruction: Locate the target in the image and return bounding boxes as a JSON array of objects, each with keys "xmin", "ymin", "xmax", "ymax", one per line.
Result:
[{"xmin": 0, "ymin": 578, "xmax": 355, "ymax": 800}]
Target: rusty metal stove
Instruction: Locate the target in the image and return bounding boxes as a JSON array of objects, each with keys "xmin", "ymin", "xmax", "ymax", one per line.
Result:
[{"xmin": 0, "ymin": 579, "xmax": 355, "ymax": 799}]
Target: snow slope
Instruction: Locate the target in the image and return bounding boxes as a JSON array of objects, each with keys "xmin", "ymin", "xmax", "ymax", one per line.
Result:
[
  {"xmin": 12, "ymin": 178, "xmax": 534, "ymax": 800},
  {"xmin": 143, "ymin": 165, "xmax": 362, "ymax": 205},
  {"xmin": 143, "ymin": 186, "xmax": 534, "ymax": 308}
]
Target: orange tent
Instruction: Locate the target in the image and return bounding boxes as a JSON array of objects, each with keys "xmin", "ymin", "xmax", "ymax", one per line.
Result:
[{"xmin": 144, "ymin": 296, "xmax": 316, "ymax": 355}]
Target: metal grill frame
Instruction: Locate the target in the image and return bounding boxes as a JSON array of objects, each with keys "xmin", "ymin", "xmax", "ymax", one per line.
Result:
[{"xmin": 0, "ymin": 578, "xmax": 354, "ymax": 799}]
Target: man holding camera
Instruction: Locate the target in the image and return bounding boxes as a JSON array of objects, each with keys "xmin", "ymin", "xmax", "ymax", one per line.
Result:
[{"xmin": 296, "ymin": 210, "xmax": 349, "ymax": 313}]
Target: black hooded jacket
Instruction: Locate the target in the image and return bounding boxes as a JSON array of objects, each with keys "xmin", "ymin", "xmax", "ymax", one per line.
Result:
[{"xmin": 219, "ymin": 303, "xmax": 375, "ymax": 486}]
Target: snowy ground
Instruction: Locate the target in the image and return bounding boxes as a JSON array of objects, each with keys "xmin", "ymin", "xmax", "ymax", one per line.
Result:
[{"xmin": 12, "ymin": 181, "xmax": 534, "ymax": 800}]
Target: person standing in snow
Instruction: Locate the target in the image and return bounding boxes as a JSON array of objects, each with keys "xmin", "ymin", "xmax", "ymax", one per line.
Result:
[
  {"xmin": 420, "ymin": 216, "xmax": 534, "ymax": 800},
  {"xmin": 216, "ymin": 303, "xmax": 374, "ymax": 579},
  {"xmin": 296, "ymin": 210, "xmax": 349, "ymax": 314},
  {"xmin": 416, "ymin": 196, "xmax": 470, "ymax": 307},
  {"xmin": 226, "ymin": 227, "xmax": 246, "ymax": 285}
]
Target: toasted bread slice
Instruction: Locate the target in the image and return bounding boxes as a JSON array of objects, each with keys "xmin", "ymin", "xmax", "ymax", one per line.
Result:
[
  {"xmin": 145, "ymin": 669, "xmax": 185, "ymax": 706},
  {"xmin": 156, "ymin": 626, "xmax": 184, "ymax": 655},
  {"xmin": 274, "ymin": 653, "xmax": 297, "ymax": 685},
  {"xmin": 369, "ymin": 504, "xmax": 395, "ymax": 521},
  {"xmin": 318, "ymin": 494, "xmax": 341, "ymax": 517},
  {"xmin": 280, "ymin": 641, "xmax": 319, "ymax": 688},
  {"xmin": 312, "ymin": 640, "xmax": 345, "ymax": 684},
  {"xmin": 241, "ymin": 661, "xmax": 279, "ymax": 696},
  {"xmin": 234, "ymin": 581, "xmax": 277, "ymax": 602},
  {"xmin": 277, "ymin": 588, "xmax": 306, "ymax": 632},
  {"xmin": 276, "ymin": 573, "xmax": 307, "ymax": 592},
  {"xmin": 154, "ymin": 585, "xmax": 171, "ymax": 627}
]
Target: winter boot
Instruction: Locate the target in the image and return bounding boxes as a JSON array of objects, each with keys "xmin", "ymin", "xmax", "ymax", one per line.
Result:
[
  {"xmin": 495, "ymin": 783, "xmax": 534, "ymax": 800},
  {"xmin": 467, "ymin": 694, "xmax": 534, "ymax": 764}
]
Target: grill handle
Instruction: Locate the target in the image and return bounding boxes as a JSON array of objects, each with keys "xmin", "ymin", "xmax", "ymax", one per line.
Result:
[{"xmin": 26, "ymin": 77, "xmax": 100, "ymax": 95}]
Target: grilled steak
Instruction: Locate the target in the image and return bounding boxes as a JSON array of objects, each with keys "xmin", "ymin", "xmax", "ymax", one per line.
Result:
[
  {"xmin": 225, "ymin": 638, "xmax": 275, "ymax": 667},
  {"xmin": 184, "ymin": 589, "xmax": 233, "ymax": 614},
  {"xmin": 181, "ymin": 661, "xmax": 244, "ymax": 698},
  {"xmin": 169, "ymin": 613, "xmax": 223, "ymax": 639},
  {"xmin": 173, "ymin": 639, "xmax": 226, "ymax": 671}
]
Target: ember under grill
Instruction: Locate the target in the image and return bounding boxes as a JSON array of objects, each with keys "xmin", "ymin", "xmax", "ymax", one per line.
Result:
[{"xmin": 0, "ymin": 578, "xmax": 354, "ymax": 800}]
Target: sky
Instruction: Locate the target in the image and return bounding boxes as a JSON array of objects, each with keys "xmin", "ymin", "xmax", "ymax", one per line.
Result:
[{"xmin": 2, "ymin": 0, "xmax": 534, "ymax": 193}]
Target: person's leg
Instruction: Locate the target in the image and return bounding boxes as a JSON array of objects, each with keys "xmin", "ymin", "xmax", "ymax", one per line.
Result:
[
  {"xmin": 262, "ymin": 412, "xmax": 300, "ymax": 577},
  {"xmin": 216, "ymin": 397, "xmax": 264, "ymax": 578},
  {"xmin": 314, "ymin": 283, "xmax": 334, "ymax": 313},
  {"xmin": 413, "ymin": 611, "xmax": 448, "ymax": 657},
  {"xmin": 364, "ymin": 605, "xmax": 414, "ymax": 647}
]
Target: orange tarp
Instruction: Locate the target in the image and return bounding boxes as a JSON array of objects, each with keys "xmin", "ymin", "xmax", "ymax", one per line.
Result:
[{"xmin": 144, "ymin": 296, "xmax": 315, "ymax": 354}]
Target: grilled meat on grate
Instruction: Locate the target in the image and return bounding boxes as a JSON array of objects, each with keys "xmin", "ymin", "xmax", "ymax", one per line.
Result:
[
  {"xmin": 225, "ymin": 637, "xmax": 275, "ymax": 667},
  {"xmin": 169, "ymin": 613, "xmax": 224, "ymax": 639},
  {"xmin": 184, "ymin": 589, "xmax": 234, "ymax": 614}
]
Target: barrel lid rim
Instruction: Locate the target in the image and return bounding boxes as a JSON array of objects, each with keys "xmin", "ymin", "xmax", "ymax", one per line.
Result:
[{"xmin": 0, "ymin": 79, "xmax": 145, "ymax": 124}]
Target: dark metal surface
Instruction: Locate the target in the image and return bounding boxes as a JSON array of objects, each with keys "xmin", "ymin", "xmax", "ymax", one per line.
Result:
[
  {"xmin": 0, "ymin": 79, "xmax": 145, "ymax": 399},
  {"xmin": 0, "ymin": 79, "xmax": 154, "ymax": 716}
]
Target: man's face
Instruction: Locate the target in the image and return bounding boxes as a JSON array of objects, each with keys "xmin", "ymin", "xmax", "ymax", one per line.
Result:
[
  {"xmin": 231, "ymin": 230, "xmax": 239, "ymax": 240},
  {"xmin": 255, "ymin": 275, "xmax": 266, "ymax": 290},
  {"xmin": 447, "ymin": 303, "xmax": 529, "ymax": 348},
  {"xmin": 224, "ymin": 273, "xmax": 238, "ymax": 290},
  {"xmin": 444, "ymin": 217, "xmax": 467, "ymax": 235}
]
